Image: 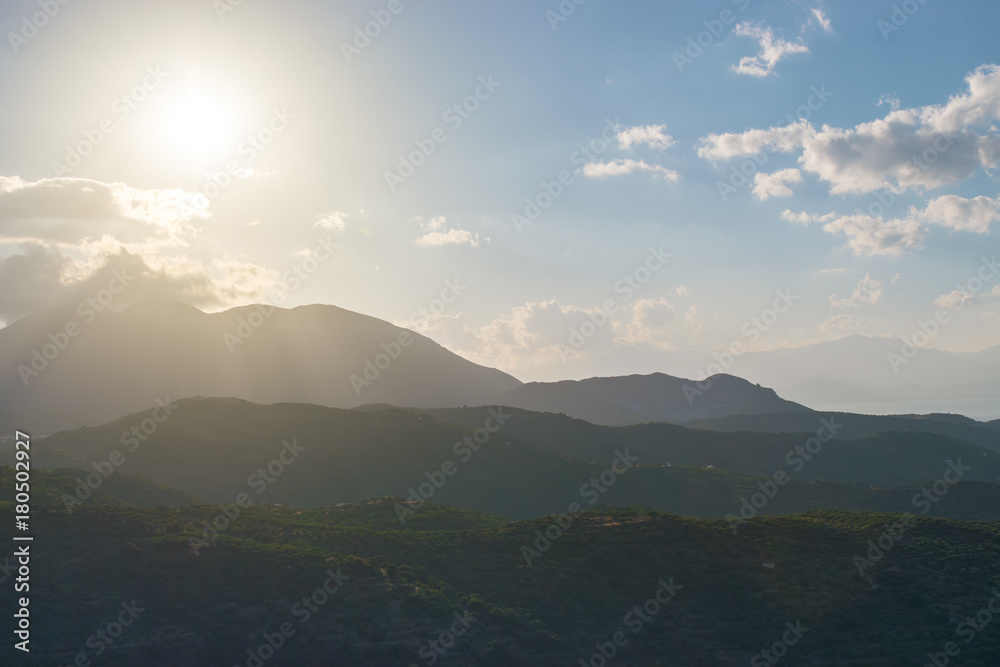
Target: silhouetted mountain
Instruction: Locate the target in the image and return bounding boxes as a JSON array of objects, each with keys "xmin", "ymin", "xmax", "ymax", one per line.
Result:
[
  {"xmin": 0, "ymin": 298, "xmax": 520, "ymax": 435},
  {"xmin": 18, "ymin": 398, "xmax": 1000, "ymax": 521},
  {"xmin": 497, "ymin": 372, "xmax": 809, "ymax": 425},
  {"xmin": 414, "ymin": 405, "xmax": 1000, "ymax": 487}
]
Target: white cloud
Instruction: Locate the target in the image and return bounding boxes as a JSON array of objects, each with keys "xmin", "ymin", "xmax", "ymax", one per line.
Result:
[
  {"xmin": 314, "ymin": 211, "xmax": 348, "ymax": 231},
  {"xmin": 818, "ymin": 268, "xmax": 847, "ymax": 274},
  {"xmin": 878, "ymin": 93, "xmax": 901, "ymax": 111},
  {"xmin": 617, "ymin": 124, "xmax": 675, "ymax": 151},
  {"xmin": 0, "ymin": 243, "xmax": 280, "ymax": 322},
  {"xmin": 413, "ymin": 216, "xmax": 483, "ymax": 248},
  {"xmin": 913, "ymin": 194, "xmax": 1000, "ymax": 233},
  {"xmin": 402, "ymin": 296, "xmax": 704, "ymax": 372},
  {"xmin": 582, "ymin": 159, "xmax": 680, "ymax": 181},
  {"xmin": 415, "ymin": 229, "xmax": 481, "ymax": 248},
  {"xmin": 830, "ymin": 274, "xmax": 884, "ymax": 309},
  {"xmin": 0, "ymin": 175, "xmax": 288, "ymax": 321},
  {"xmin": 700, "ymin": 64, "xmax": 1000, "ymax": 195},
  {"xmin": 731, "ymin": 23, "xmax": 809, "ymax": 77},
  {"xmin": 935, "ymin": 290, "xmax": 975, "ymax": 310},
  {"xmin": 781, "ymin": 209, "xmax": 815, "ymax": 225},
  {"xmin": 786, "ymin": 192, "xmax": 998, "ymax": 257},
  {"xmin": 811, "ymin": 8, "xmax": 833, "ymax": 33},
  {"xmin": 993, "ymin": 285, "xmax": 1000, "ymax": 297},
  {"xmin": 402, "ymin": 300, "xmax": 617, "ymax": 372},
  {"xmin": 752, "ymin": 168, "xmax": 802, "ymax": 200},
  {"xmin": 818, "ymin": 214, "xmax": 924, "ymax": 257},
  {"xmin": 698, "ymin": 121, "xmax": 813, "ymax": 162},
  {"xmin": 891, "ymin": 272, "xmax": 902, "ymax": 284},
  {"xmin": 619, "ymin": 298, "xmax": 702, "ymax": 350},
  {"xmin": 819, "ymin": 314, "xmax": 866, "ymax": 334},
  {"xmin": 0, "ymin": 176, "xmax": 206, "ymax": 245}
]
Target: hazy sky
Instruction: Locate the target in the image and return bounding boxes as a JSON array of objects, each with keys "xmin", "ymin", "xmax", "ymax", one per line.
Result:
[{"xmin": 1, "ymin": 0, "xmax": 998, "ymax": 381}]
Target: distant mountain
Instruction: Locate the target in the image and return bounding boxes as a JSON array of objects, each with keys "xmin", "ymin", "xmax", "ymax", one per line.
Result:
[
  {"xmin": 415, "ymin": 405, "xmax": 1000, "ymax": 486},
  {"xmin": 497, "ymin": 372, "xmax": 810, "ymax": 425},
  {"xmin": 21, "ymin": 397, "xmax": 1000, "ymax": 521},
  {"xmin": 729, "ymin": 335, "xmax": 1000, "ymax": 415},
  {"xmin": 0, "ymin": 297, "xmax": 520, "ymax": 435},
  {"xmin": 685, "ymin": 411, "xmax": 1000, "ymax": 451},
  {"xmin": 0, "ymin": 298, "xmax": 842, "ymax": 436}
]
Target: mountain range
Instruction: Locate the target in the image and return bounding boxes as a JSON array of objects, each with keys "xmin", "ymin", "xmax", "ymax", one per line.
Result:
[{"xmin": 0, "ymin": 298, "xmax": 811, "ymax": 435}]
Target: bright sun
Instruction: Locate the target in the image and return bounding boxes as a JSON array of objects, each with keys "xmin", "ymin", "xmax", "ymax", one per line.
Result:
[{"xmin": 165, "ymin": 94, "xmax": 235, "ymax": 160}]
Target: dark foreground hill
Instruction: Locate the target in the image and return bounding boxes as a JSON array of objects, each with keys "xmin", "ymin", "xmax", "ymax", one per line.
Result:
[
  {"xmin": 16, "ymin": 398, "xmax": 1000, "ymax": 521},
  {"xmin": 4, "ymin": 499, "xmax": 999, "ymax": 666}
]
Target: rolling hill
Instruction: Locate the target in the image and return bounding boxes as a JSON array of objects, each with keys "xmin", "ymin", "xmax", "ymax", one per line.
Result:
[
  {"xmin": 5, "ymin": 499, "xmax": 1000, "ymax": 666},
  {"xmin": 497, "ymin": 372, "xmax": 809, "ymax": 425},
  {"xmin": 17, "ymin": 397, "xmax": 1000, "ymax": 521}
]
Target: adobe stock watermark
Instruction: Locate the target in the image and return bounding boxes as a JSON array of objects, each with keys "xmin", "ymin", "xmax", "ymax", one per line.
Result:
[
  {"xmin": 683, "ymin": 288, "xmax": 799, "ymax": 405},
  {"xmin": 545, "ymin": 0, "xmax": 589, "ymax": 31},
  {"xmin": 351, "ymin": 278, "xmax": 467, "ymax": 394},
  {"xmin": 726, "ymin": 417, "xmax": 843, "ymax": 533},
  {"xmin": 193, "ymin": 107, "xmax": 294, "ymax": 210},
  {"xmin": 7, "ymin": 0, "xmax": 73, "ymax": 54},
  {"xmin": 349, "ymin": 330, "xmax": 414, "ymax": 397},
  {"xmin": 923, "ymin": 589, "xmax": 1000, "ymax": 667},
  {"xmin": 557, "ymin": 245, "xmax": 672, "ymax": 361},
  {"xmin": 189, "ymin": 439, "xmax": 306, "ymax": 554},
  {"xmin": 751, "ymin": 620, "xmax": 809, "ymax": 666},
  {"xmin": 340, "ymin": 0, "xmax": 413, "ymax": 62},
  {"xmin": 521, "ymin": 449, "xmax": 639, "ymax": 567},
  {"xmin": 62, "ymin": 397, "xmax": 179, "ymax": 509},
  {"xmin": 512, "ymin": 117, "xmax": 619, "ymax": 233},
  {"xmin": 394, "ymin": 408, "xmax": 510, "ymax": 523},
  {"xmin": 715, "ymin": 85, "xmax": 834, "ymax": 202},
  {"xmin": 878, "ymin": 0, "xmax": 929, "ymax": 41},
  {"xmin": 672, "ymin": 0, "xmax": 751, "ymax": 73},
  {"xmin": 408, "ymin": 610, "xmax": 477, "ymax": 667},
  {"xmin": 888, "ymin": 255, "xmax": 998, "ymax": 373},
  {"xmin": 233, "ymin": 567, "xmax": 350, "ymax": 667},
  {"xmin": 223, "ymin": 234, "xmax": 339, "ymax": 353},
  {"xmin": 18, "ymin": 269, "xmax": 134, "ymax": 387},
  {"xmin": 404, "ymin": 278, "xmax": 467, "ymax": 326},
  {"xmin": 214, "ymin": 0, "xmax": 247, "ymax": 20},
  {"xmin": 854, "ymin": 459, "xmax": 971, "ymax": 583},
  {"xmin": 579, "ymin": 578, "xmax": 682, "ymax": 667},
  {"xmin": 57, "ymin": 600, "xmax": 145, "ymax": 667},
  {"xmin": 53, "ymin": 66, "xmax": 168, "ymax": 176},
  {"xmin": 385, "ymin": 75, "xmax": 502, "ymax": 192}
]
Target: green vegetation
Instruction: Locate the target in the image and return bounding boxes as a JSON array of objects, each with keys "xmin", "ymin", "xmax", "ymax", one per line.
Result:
[{"xmin": 4, "ymin": 496, "xmax": 999, "ymax": 666}]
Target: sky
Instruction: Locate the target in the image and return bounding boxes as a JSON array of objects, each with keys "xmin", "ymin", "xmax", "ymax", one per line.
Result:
[{"xmin": 0, "ymin": 0, "xmax": 998, "ymax": 383}]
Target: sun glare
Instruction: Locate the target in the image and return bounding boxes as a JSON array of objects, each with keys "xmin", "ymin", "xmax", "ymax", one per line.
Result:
[{"xmin": 164, "ymin": 93, "xmax": 235, "ymax": 161}]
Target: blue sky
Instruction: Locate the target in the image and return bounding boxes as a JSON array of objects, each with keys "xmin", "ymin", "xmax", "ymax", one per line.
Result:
[{"xmin": 0, "ymin": 0, "xmax": 998, "ymax": 381}]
